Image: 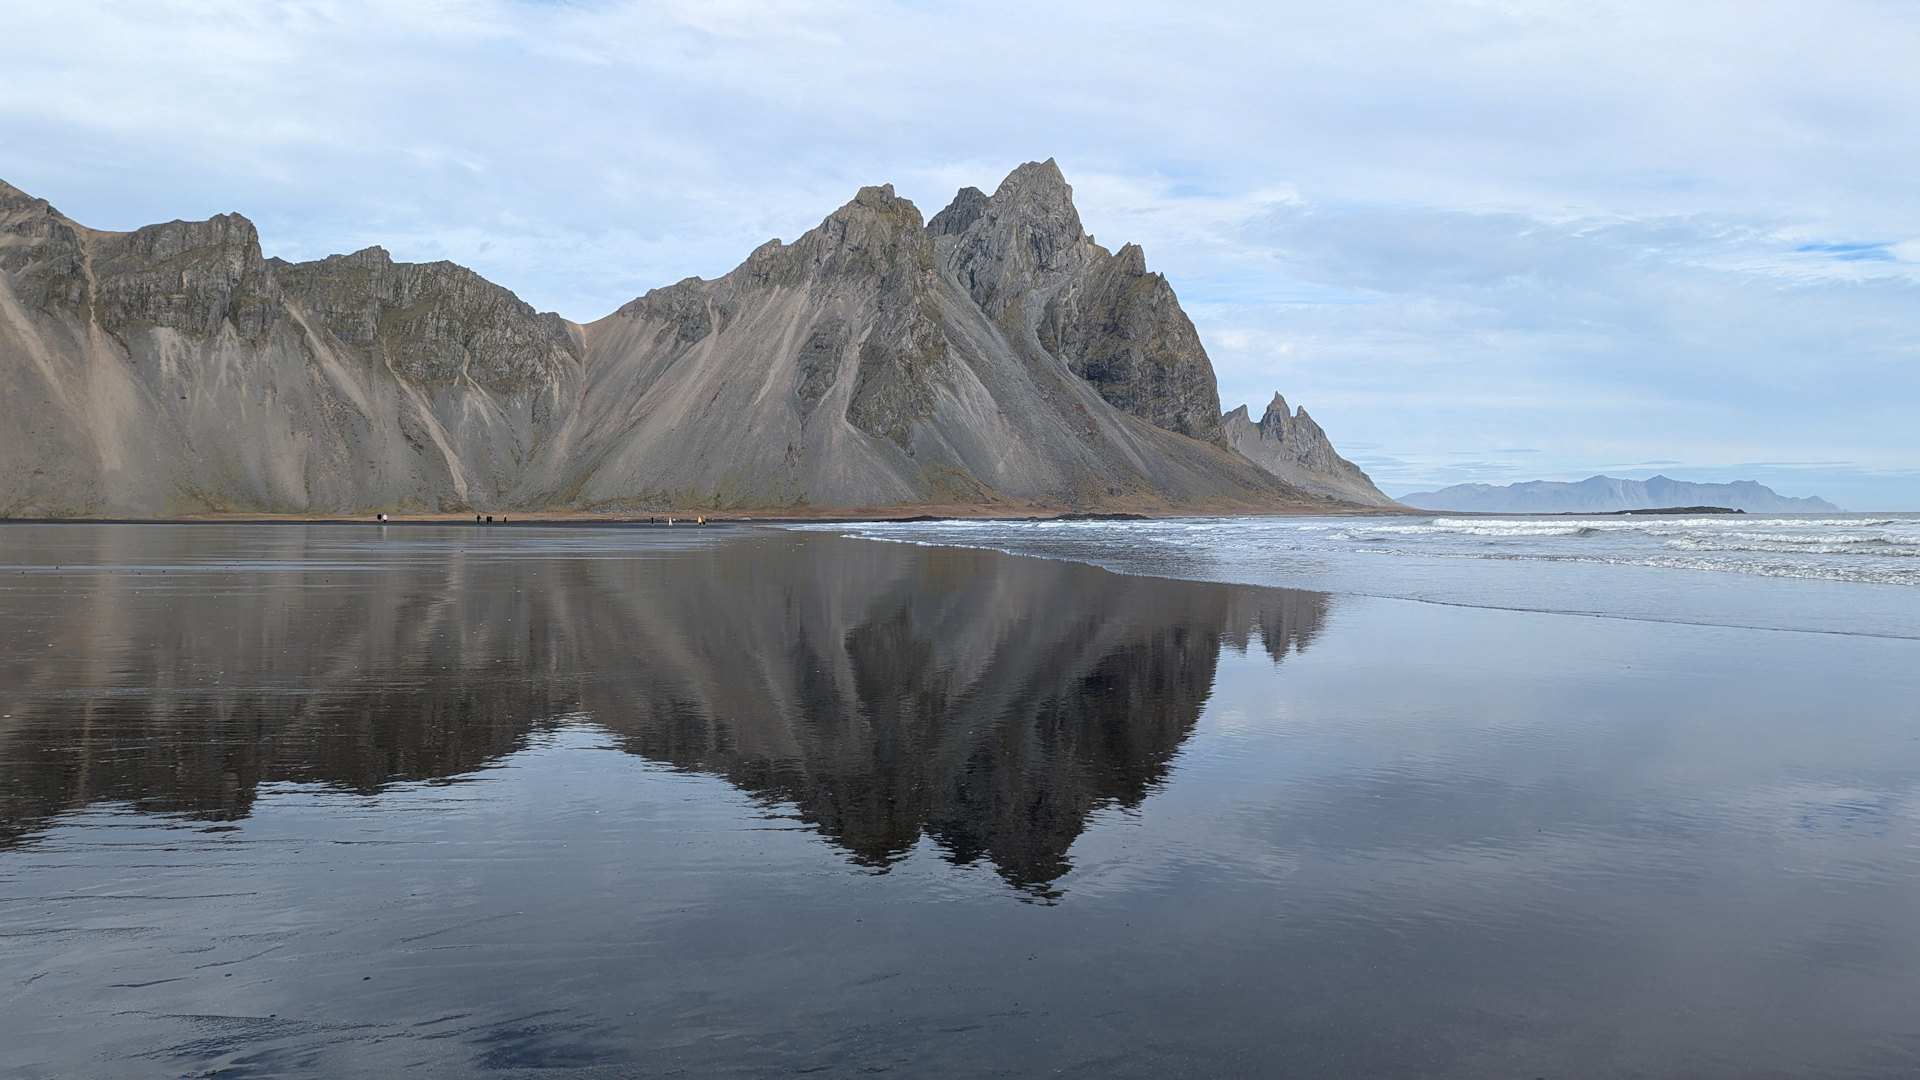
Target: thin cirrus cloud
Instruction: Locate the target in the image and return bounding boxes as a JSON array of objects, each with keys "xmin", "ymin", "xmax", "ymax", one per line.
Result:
[{"xmin": 2, "ymin": 0, "xmax": 1917, "ymax": 506}]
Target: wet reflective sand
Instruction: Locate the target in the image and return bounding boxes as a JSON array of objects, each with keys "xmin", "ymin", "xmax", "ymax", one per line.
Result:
[{"xmin": 2, "ymin": 524, "xmax": 1917, "ymax": 1077}]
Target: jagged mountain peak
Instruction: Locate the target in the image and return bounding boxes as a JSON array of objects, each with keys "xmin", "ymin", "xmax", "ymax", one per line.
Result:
[
  {"xmin": 1253, "ymin": 393, "xmax": 1305, "ymax": 440},
  {"xmin": 1112, "ymin": 242, "xmax": 1149, "ymax": 277},
  {"xmin": 927, "ymin": 186, "xmax": 989, "ymax": 237},
  {"xmin": 1005, "ymin": 156, "xmax": 1066, "ymax": 183},
  {"xmin": 1224, "ymin": 392, "xmax": 1397, "ymax": 507},
  {"xmin": 993, "ymin": 157, "xmax": 1071, "ymax": 203},
  {"xmin": 850, "ymin": 182, "xmax": 910, "ymax": 211},
  {"xmin": 679, "ymin": 182, "xmax": 936, "ymax": 300},
  {"xmin": 795, "ymin": 183, "xmax": 930, "ymax": 267},
  {"xmin": 927, "ymin": 162, "xmax": 1227, "ymax": 446},
  {"xmin": 987, "ymin": 158, "xmax": 1083, "ymax": 243},
  {"xmin": 945, "ymin": 160, "xmax": 1089, "ymax": 298}
]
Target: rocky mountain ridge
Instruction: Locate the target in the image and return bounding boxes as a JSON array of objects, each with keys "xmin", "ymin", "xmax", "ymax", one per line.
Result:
[
  {"xmin": 1222, "ymin": 393, "xmax": 1396, "ymax": 506},
  {"xmin": 1, "ymin": 164, "xmax": 1376, "ymax": 516}
]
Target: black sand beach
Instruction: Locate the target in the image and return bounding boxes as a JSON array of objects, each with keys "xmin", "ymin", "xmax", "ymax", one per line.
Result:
[{"xmin": 2, "ymin": 524, "xmax": 1917, "ymax": 1076}]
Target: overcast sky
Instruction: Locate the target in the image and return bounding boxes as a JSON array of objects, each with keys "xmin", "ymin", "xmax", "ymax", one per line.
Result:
[{"xmin": 5, "ymin": 0, "xmax": 1917, "ymax": 507}]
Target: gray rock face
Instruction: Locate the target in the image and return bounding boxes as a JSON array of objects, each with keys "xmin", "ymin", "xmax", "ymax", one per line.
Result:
[
  {"xmin": 94, "ymin": 214, "xmax": 283, "ymax": 340},
  {"xmin": 272, "ymin": 246, "xmax": 581, "ymax": 391},
  {"xmin": 1399, "ymin": 475, "xmax": 1839, "ymax": 513},
  {"xmin": 1223, "ymin": 393, "xmax": 1397, "ymax": 507},
  {"xmin": 0, "ymin": 165, "xmax": 1371, "ymax": 516},
  {"xmin": 0, "ymin": 181, "xmax": 89, "ymax": 312},
  {"xmin": 934, "ymin": 160, "xmax": 1228, "ymax": 445}
]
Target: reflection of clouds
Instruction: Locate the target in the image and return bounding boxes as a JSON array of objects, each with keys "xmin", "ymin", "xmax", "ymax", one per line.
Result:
[
  {"xmin": 1748, "ymin": 782, "xmax": 1913, "ymax": 847},
  {"xmin": 1056, "ymin": 595, "xmax": 1920, "ymax": 1015}
]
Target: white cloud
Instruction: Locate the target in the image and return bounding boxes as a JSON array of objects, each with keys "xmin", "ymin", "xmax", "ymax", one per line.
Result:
[{"xmin": 1191, "ymin": 204, "xmax": 1920, "ymax": 504}]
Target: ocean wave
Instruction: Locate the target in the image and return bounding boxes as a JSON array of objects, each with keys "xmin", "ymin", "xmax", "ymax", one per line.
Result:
[
  {"xmin": 1607, "ymin": 555, "xmax": 1920, "ymax": 586},
  {"xmin": 1665, "ymin": 537, "xmax": 1920, "ymax": 557},
  {"xmin": 819, "ymin": 513, "xmax": 1920, "ymax": 589},
  {"xmin": 1354, "ymin": 519, "xmax": 1644, "ymax": 538},
  {"xmin": 1367, "ymin": 548, "xmax": 1920, "ymax": 586}
]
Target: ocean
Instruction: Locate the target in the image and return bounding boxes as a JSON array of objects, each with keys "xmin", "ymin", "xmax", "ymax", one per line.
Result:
[
  {"xmin": 2, "ymin": 520, "xmax": 1917, "ymax": 1077},
  {"xmin": 813, "ymin": 512, "xmax": 1920, "ymax": 638}
]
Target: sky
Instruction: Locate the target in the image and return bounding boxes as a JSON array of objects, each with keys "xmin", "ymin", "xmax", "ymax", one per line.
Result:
[{"xmin": 4, "ymin": 0, "xmax": 1918, "ymax": 508}]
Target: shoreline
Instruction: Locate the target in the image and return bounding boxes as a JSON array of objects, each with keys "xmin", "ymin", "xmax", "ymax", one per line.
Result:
[
  {"xmin": 2, "ymin": 506, "xmax": 1894, "ymax": 527},
  {"xmin": 0, "ymin": 502, "xmax": 1421, "ymax": 527}
]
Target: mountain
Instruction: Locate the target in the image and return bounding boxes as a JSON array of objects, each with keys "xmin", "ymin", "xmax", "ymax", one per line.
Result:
[
  {"xmin": 1398, "ymin": 475, "xmax": 1840, "ymax": 513},
  {"xmin": 0, "ymin": 195, "xmax": 580, "ymax": 516},
  {"xmin": 0, "ymin": 163, "xmax": 1373, "ymax": 517},
  {"xmin": 1222, "ymin": 393, "xmax": 1397, "ymax": 506}
]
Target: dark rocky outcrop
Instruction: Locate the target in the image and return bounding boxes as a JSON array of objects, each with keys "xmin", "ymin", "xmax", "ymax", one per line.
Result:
[
  {"xmin": 272, "ymin": 246, "xmax": 581, "ymax": 391},
  {"xmin": 935, "ymin": 160, "xmax": 1228, "ymax": 445},
  {"xmin": 0, "ymin": 180, "xmax": 90, "ymax": 311},
  {"xmin": 0, "ymin": 165, "xmax": 1377, "ymax": 516},
  {"xmin": 93, "ymin": 214, "xmax": 284, "ymax": 340},
  {"xmin": 1223, "ymin": 393, "xmax": 1397, "ymax": 506}
]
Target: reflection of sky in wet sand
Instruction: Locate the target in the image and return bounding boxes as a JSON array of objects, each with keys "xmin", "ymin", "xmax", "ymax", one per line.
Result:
[{"xmin": 2, "ymin": 525, "xmax": 1918, "ymax": 1077}]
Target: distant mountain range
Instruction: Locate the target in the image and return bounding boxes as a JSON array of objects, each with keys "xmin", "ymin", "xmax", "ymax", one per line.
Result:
[
  {"xmin": 0, "ymin": 162, "xmax": 1381, "ymax": 517},
  {"xmin": 1398, "ymin": 475, "xmax": 1839, "ymax": 514}
]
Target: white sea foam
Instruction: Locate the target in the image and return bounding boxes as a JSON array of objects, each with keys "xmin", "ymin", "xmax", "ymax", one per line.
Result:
[
  {"xmin": 814, "ymin": 512, "xmax": 1920, "ymax": 589},
  {"xmin": 799, "ymin": 512, "xmax": 1920, "ymax": 638}
]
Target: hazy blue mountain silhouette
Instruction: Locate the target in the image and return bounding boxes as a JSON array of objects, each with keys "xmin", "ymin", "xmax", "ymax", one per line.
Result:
[{"xmin": 1399, "ymin": 475, "xmax": 1838, "ymax": 513}]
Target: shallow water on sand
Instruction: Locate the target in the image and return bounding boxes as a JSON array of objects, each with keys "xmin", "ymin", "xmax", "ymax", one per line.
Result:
[{"xmin": 2, "ymin": 524, "xmax": 1918, "ymax": 1077}]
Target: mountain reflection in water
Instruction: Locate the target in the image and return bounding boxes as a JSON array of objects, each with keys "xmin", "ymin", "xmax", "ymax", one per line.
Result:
[{"xmin": 0, "ymin": 526, "xmax": 1327, "ymax": 893}]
